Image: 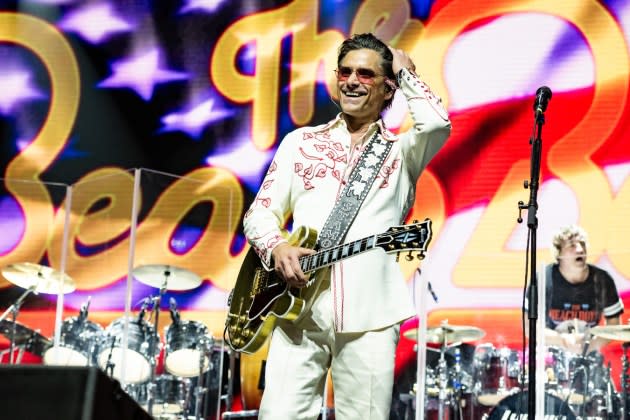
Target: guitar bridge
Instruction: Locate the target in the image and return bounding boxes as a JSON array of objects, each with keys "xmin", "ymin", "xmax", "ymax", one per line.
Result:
[{"xmin": 251, "ymin": 268, "xmax": 268, "ymax": 296}]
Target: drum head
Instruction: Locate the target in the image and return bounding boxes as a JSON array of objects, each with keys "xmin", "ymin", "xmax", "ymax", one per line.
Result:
[
  {"xmin": 43, "ymin": 317, "xmax": 103, "ymax": 366},
  {"xmin": 488, "ymin": 391, "xmax": 576, "ymax": 419}
]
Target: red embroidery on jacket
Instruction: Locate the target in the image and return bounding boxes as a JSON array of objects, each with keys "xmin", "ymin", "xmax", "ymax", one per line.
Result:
[
  {"xmin": 293, "ymin": 130, "xmax": 348, "ymax": 190},
  {"xmin": 379, "ymin": 158, "xmax": 399, "ymax": 188},
  {"xmin": 248, "ymin": 160, "xmax": 279, "ymax": 211},
  {"xmin": 266, "ymin": 235, "xmax": 283, "ymax": 249}
]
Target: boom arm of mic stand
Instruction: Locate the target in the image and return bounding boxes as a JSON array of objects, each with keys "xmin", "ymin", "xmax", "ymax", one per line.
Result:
[
  {"xmin": 0, "ymin": 285, "xmax": 37, "ymax": 364},
  {"xmin": 0, "ymin": 285, "xmax": 36, "ymax": 323}
]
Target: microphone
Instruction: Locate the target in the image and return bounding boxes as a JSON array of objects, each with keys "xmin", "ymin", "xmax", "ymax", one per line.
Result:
[
  {"xmin": 78, "ymin": 296, "xmax": 91, "ymax": 321},
  {"xmin": 427, "ymin": 281, "xmax": 439, "ymax": 303},
  {"xmin": 137, "ymin": 297, "xmax": 150, "ymax": 323},
  {"xmin": 533, "ymin": 86, "xmax": 552, "ymax": 117},
  {"xmin": 169, "ymin": 297, "xmax": 180, "ymax": 324}
]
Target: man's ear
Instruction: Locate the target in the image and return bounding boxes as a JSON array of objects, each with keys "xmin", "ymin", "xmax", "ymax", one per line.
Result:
[{"xmin": 385, "ymin": 79, "xmax": 397, "ymax": 92}]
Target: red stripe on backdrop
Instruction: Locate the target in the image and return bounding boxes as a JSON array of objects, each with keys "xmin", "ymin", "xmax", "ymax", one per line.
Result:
[{"xmin": 430, "ymin": 87, "xmax": 604, "ymax": 215}]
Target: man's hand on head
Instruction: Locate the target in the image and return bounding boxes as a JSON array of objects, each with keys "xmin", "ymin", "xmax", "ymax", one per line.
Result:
[{"xmin": 388, "ymin": 45, "xmax": 416, "ymax": 77}]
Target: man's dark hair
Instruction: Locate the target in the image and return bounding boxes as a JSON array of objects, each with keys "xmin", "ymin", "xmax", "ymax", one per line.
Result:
[{"xmin": 337, "ymin": 33, "xmax": 395, "ymax": 110}]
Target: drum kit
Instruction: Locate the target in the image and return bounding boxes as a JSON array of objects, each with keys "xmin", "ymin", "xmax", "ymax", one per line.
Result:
[
  {"xmin": 400, "ymin": 321, "xmax": 626, "ymax": 420},
  {"xmin": 0, "ymin": 262, "xmax": 224, "ymax": 420}
]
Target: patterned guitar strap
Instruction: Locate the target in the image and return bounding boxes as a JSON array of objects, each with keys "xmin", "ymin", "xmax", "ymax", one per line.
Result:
[{"xmin": 317, "ymin": 130, "xmax": 392, "ymax": 249}]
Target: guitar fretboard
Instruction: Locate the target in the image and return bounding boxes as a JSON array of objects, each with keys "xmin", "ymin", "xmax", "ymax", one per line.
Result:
[{"xmin": 299, "ymin": 235, "xmax": 378, "ymax": 273}]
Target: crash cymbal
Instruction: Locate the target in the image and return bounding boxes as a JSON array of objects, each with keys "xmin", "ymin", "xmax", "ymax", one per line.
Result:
[
  {"xmin": 1, "ymin": 262, "xmax": 75, "ymax": 294},
  {"xmin": 590, "ymin": 325, "xmax": 630, "ymax": 342},
  {"xmin": 132, "ymin": 264, "xmax": 201, "ymax": 291},
  {"xmin": 404, "ymin": 323, "xmax": 485, "ymax": 344},
  {"xmin": 0, "ymin": 319, "xmax": 52, "ymax": 356}
]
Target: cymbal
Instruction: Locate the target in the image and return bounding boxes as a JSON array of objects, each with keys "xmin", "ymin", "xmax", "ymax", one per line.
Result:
[
  {"xmin": 404, "ymin": 323, "xmax": 485, "ymax": 344},
  {"xmin": 1, "ymin": 262, "xmax": 75, "ymax": 294},
  {"xmin": 0, "ymin": 319, "xmax": 52, "ymax": 356},
  {"xmin": 590, "ymin": 325, "xmax": 630, "ymax": 342},
  {"xmin": 132, "ymin": 264, "xmax": 201, "ymax": 291},
  {"xmin": 555, "ymin": 319, "xmax": 589, "ymax": 334}
]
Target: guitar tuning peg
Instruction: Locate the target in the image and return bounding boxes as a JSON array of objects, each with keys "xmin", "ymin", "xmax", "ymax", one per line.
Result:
[
  {"xmin": 412, "ymin": 219, "xmax": 419, "ymax": 224},
  {"xmin": 405, "ymin": 251, "xmax": 414, "ymax": 261},
  {"xmin": 395, "ymin": 252, "xmax": 401, "ymax": 262},
  {"xmin": 416, "ymin": 252, "xmax": 425, "ymax": 260}
]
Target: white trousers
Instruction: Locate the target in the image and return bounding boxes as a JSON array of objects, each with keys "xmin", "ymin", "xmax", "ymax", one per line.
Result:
[{"xmin": 258, "ymin": 287, "xmax": 400, "ymax": 420}]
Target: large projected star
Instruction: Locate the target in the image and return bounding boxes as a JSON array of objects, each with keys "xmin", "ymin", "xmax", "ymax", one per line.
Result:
[
  {"xmin": 160, "ymin": 98, "xmax": 233, "ymax": 139},
  {"xmin": 26, "ymin": 0, "xmax": 75, "ymax": 4},
  {"xmin": 179, "ymin": 0, "xmax": 227, "ymax": 14},
  {"xmin": 58, "ymin": 3, "xmax": 134, "ymax": 44},
  {"xmin": 0, "ymin": 71, "xmax": 46, "ymax": 115},
  {"xmin": 99, "ymin": 48, "xmax": 189, "ymax": 101}
]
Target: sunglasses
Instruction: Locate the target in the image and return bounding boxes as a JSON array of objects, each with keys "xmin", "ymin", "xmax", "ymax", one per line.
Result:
[{"xmin": 334, "ymin": 66, "xmax": 383, "ymax": 85}]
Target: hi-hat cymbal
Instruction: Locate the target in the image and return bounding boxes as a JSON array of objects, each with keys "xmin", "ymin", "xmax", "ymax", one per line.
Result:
[
  {"xmin": 132, "ymin": 264, "xmax": 201, "ymax": 291},
  {"xmin": 0, "ymin": 319, "xmax": 52, "ymax": 357},
  {"xmin": 590, "ymin": 325, "xmax": 630, "ymax": 342},
  {"xmin": 404, "ymin": 323, "xmax": 485, "ymax": 344},
  {"xmin": 1, "ymin": 262, "xmax": 75, "ymax": 294}
]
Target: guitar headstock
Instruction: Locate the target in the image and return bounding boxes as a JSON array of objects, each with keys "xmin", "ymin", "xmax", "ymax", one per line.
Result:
[{"xmin": 377, "ymin": 218, "xmax": 433, "ymax": 260}]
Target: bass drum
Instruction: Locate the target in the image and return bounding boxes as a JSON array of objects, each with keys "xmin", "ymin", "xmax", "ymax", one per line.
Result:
[
  {"xmin": 487, "ymin": 391, "xmax": 576, "ymax": 419},
  {"xmin": 239, "ymin": 339, "xmax": 334, "ymax": 411}
]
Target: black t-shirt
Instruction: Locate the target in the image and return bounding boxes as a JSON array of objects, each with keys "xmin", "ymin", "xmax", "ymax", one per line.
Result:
[{"xmin": 546, "ymin": 264, "xmax": 624, "ymax": 330}]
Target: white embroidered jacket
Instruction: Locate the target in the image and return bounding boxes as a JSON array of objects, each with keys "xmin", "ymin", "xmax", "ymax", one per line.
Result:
[{"xmin": 243, "ymin": 68, "xmax": 451, "ymax": 333}]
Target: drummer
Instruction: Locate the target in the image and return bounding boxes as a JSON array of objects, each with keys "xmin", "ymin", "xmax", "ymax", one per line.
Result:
[{"xmin": 535, "ymin": 225, "xmax": 624, "ymax": 353}]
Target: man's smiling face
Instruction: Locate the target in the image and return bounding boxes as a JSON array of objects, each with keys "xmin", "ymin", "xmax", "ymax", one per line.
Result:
[{"xmin": 336, "ymin": 48, "xmax": 393, "ymax": 124}]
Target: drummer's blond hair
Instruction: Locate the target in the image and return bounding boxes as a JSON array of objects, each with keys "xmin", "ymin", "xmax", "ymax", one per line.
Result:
[{"xmin": 551, "ymin": 225, "xmax": 588, "ymax": 261}]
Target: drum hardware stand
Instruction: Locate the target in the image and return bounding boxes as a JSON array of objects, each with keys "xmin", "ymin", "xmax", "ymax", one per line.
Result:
[
  {"xmin": 451, "ymin": 346, "xmax": 467, "ymax": 420},
  {"xmin": 103, "ymin": 334, "xmax": 117, "ymax": 377},
  {"xmin": 622, "ymin": 343, "xmax": 630, "ymax": 419},
  {"xmin": 0, "ymin": 284, "xmax": 36, "ymax": 364},
  {"xmin": 221, "ymin": 350, "xmax": 259, "ymax": 419},
  {"xmin": 146, "ymin": 286, "xmax": 166, "ymax": 418},
  {"xmin": 435, "ymin": 335, "xmax": 460, "ymax": 420},
  {"xmin": 516, "ymin": 86, "xmax": 552, "ymax": 418},
  {"xmin": 193, "ymin": 338, "xmax": 211, "ymax": 420},
  {"xmin": 604, "ymin": 362, "xmax": 616, "ymax": 420}
]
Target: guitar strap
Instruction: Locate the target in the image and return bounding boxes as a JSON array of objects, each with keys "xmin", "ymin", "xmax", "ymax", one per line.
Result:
[{"xmin": 317, "ymin": 130, "xmax": 392, "ymax": 249}]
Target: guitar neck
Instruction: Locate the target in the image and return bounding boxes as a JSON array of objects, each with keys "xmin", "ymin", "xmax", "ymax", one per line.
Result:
[{"xmin": 299, "ymin": 235, "xmax": 378, "ymax": 274}]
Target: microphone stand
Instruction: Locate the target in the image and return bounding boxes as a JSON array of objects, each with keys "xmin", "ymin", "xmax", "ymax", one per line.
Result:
[{"xmin": 519, "ymin": 107, "xmax": 546, "ymax": 417}]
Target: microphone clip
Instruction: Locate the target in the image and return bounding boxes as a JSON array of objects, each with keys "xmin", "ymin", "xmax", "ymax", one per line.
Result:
[
  {"xmin": 78, "ymin": 296, "xmax": 92, "ymax": 322},
  {"xmin": 137, "ymin": 296, "xmax": 152, "ymax": 323},
  {"xmin": 169, "ymin": 297, "xmax": 181, "ymax": 324}
]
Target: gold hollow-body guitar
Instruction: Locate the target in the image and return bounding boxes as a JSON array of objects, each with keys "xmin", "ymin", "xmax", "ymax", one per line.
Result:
[{"xmin": 225, "ymin": 219, "xmax": 433, "ymax": 354}]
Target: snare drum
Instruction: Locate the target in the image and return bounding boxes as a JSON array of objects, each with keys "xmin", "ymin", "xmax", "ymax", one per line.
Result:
[
  {"xmin": 164, "ymin": 320, "xmax": 212, "ymax": 377},
  {"xmin": 44, "ymin": 317, "xmax": 103, "ymax": 366},
  {"xmin": 97, "ymin": 316, "xmax": 157, "ymax": 383},
  {"xmin": 126, "ymin": 375, "xmax": 190, "ymax": 416},
  {"xmin": 473, "ymin": 344, "xmax": 522, "ymax": 406},
  {"xmin": 549, "ymin": 350, "xmax": 613, "ymax": 407}
]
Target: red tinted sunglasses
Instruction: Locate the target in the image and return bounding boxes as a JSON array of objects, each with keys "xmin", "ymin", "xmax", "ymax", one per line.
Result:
[{"xmin": 334, "ymin": 66, "xmax": 383, "ymax": 85}]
